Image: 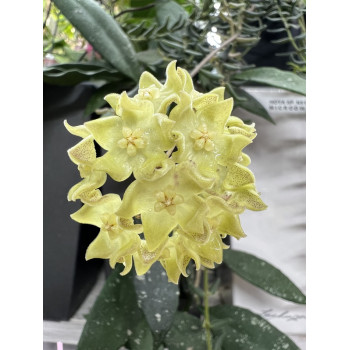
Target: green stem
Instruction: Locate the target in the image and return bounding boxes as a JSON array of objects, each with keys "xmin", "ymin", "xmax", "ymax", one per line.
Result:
[
  {"xmin": 203, "ymin": 268, "xmax": 213, "ymax": 350},
  {"xmin": 275, "ymin": 3, "xmax": 306, "ymax": 62}
]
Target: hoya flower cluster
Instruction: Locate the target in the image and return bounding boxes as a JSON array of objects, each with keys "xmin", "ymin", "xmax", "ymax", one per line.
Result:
[{"xmin": 65, "ymin": 61, "xmax": 267, "ymax": 284}]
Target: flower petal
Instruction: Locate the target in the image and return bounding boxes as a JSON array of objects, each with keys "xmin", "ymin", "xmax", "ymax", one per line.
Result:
[
  {"xmin": 176, "ymin": 196, "xmax": 208, "ymax": 235},
  {"xmin": 139, "ymin": 71, "xmax": 162, "ymax": 89},
  {"xmin": 142, "ymin": 210, "xmax": 177, "ymax": 251},
  {"xmin": 160, "ymin": 247, "xmax": 182, "ymax": 284},
  {"xmin": 133, "ymin": 156, "xmax": 175, "ymax": 182},
  {"xmin": 164, "ymin": 60, "xmax": 183, "ymax": 93},
  {"xmin": 223, "ymin": 163, "xmax": 256, "ymax": 190},
  {"xmin": 95, "ymin": 150, "xmax": 132, "ymax": 182},
  {"xmin": 104, "ymin": 93, "xmax": 122, "ymax": 115},
  {"xmin": 119, "ymin": 255, "xmax": 133, "ymax": 276},
  {"xmin": 85, "ymin": 229, "xmax": 117, "ymax": 260},
  {"xmin": 234, "ymin": 185, "xmax": 268, "ymax": 211},
  {"xmin": 197, "ymin": 98, "xmax": 233, "ymax": 133},
  {"xmin": 192, "ymin": 93, "xmax": 219, "ymax": 111},
  {"xmin": 68, "ymin": 135, "xmax": 96, "ymax": 165},
  {"xmin": 109, "ymin": 232, "xmax": 141, "ymax": 268},
  {"xmin": 217, "ymin": 213, "xmax": 246, "ymax": 240},
  {"xmin": 67, "ymin": 171, "xmax": 107, "ymax": 202},
  {"xmin": 177, "ymin": 67, "xmax": 194, "ymax": 94},
  {"xmin": 133, "ymin": 240, "xmax": 168, "ymax": 275},
  {"xmin": 209, "ymin": 86, "xmax": 225, "ymax": 101},
  {"xmin": 70, "ymin": 194, "xmax": 122, "ymax": 227},
  {"xmin": 85, "ymin": 116, "xmax": 123, "ymax": 151},
  {"xmin": 64, "ymin": 120, "xmax": 90, "ymax": 138}
]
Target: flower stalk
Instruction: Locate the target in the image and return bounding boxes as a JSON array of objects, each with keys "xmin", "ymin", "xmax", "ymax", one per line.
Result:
[{"xmin": 203, "ymin": 268, "xmax": 213, "ymax": 350}]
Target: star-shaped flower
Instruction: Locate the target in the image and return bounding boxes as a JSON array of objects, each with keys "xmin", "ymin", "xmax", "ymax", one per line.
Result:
[
  {"xmin": 116, "ymin": 161, "xmax": 214, "ymax": 251},
  {"xmin": 84, "ymin": 92, "xmax": 175, "ymax": 182},
  {"xmin": 70, "ymin": 194, "xmax": 142, "ymax": 274}
]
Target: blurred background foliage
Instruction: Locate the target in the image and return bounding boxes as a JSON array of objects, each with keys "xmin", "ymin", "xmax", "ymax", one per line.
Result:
[{"xmin": 43, "ymin": 0, "xmax": 306, "ymax": 122}]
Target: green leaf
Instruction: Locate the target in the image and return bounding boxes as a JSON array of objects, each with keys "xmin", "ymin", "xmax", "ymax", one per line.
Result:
[
  {"xmin": 77, "ymin": 266, "xmax": 153, "ymax": 350},
  {"xmin": 155, "ymin": 0, "xmax": 189, "ymax": 30},
  {"xmin": 200, "ymin": 69, "xmax": 224, "ymax": 80},
  {"xmin": 210, "ymin": 305, "xmax": 299, "ymax": 350},
  {"xmin": 131, "ymin": 0, "xmax": 154, "ymax": 6},
  {"xmin": 43, "ymin": 63, "xmax": 126, "ymax": 86},
  {"xmin": 52, "ymin": 0, "xmax": 141, "ymax": 81},
  {"xmin": 133, "ymin": 262, "xmax": 179, "ymax": 345},
  {"xmin": 164, "ymin": 312, "xmax": 207, "ymax": 350},
  {"xmin": 226, "ymin": 85, "xmax": 275, "ymax": 124},
  {"xmin": 223, "ymin": 250, "xmax": 306, "ymax": 304},
  {"xmin": 136, "ymin": 49, "xmax": 164, "ymax": 66},
  {"xmin": 128, "ymin": 318, "xmax": 154, "ymax": 350},
  {"xmin": 234, "ymin": 67, "xmax": 306, "ymax": 95}
]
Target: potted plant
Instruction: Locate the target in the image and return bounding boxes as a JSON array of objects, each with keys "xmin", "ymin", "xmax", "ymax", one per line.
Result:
[{"xmin": 43, "ymin": 0, "xmax": 306, "ymax": 349}]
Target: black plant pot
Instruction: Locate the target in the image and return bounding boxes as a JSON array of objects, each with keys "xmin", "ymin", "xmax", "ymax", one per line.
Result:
[{"xmin": 43, "ymin": 82, "xmax": 103, "ymax": 321}]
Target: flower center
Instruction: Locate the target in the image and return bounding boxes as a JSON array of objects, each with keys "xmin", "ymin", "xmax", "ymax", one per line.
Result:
[
  {"xmin": 118, "ymin": 127, "xmax": 146, "ymax": 156},
  {"xmin": 154, "ymin": 189, "xmax": 184, "ymax": 216},
  {"xmin": 101, "ymin": 213, "xmax": 118, "ymax": 232},
  {"xmin": 137, "ymin": 86, "xmax": 160, "ymax": 100},
  {"xmin": 190, "ymin": 124, "xmax": 214, "ymax": 151}
]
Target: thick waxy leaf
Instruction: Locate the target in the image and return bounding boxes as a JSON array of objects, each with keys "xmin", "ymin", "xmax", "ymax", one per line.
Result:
[
  {"xmin": 155, "ymin": 0, "xmax": 189, "ymax": 30},
  {"xmin": 53, "ymin": 0, "xmax": 141, "ymax": 81},
  {"xmin": 43, "ymin": 63, "xmax": 125, "ymax": 86},
  {"xmin": 136, "ymin": 49, "xmax": 164, "ymax": 66},
  {"xmin": 223, "ymin": 250, "xmax": 306, "ymax": 304},
  {"xmin": 164, "ymin": 312, "xmax": 207, "ymax": 350},
  {"xmin": 227, "ymin": 85, "xmax": 275, "ymax": 124},
  {"xmin": 234, "ymin": 67, "xmax": 306, "ymax": 95},
  {"xmin": 77, "ymin": 266, "xmax": 153, "ymax": 350},
  {"xmin": 211, "ymin": 305, "xmax": 299, "ymax": 350},
  {"xmin": 133, "ymin": 262, "xmax": 179, "ymax": 345}
]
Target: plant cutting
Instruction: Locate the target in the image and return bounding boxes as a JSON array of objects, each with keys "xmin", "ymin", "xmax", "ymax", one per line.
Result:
[{"xmin": 65, "ymin": 61, "xmax": 305, "ymax": 350}]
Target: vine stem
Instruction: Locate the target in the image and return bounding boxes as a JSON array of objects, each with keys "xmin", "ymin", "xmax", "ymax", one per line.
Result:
[
  {"xmin": 190, "ymin": 32, "xmax": 239, "ymax": 78},
  {"xmin": 203, "ymin": 268, "xmax": 213, "ymax": 350},
  {"xmin": 114, "ymin": 3, "xmax": 155, "ymax": 18}
]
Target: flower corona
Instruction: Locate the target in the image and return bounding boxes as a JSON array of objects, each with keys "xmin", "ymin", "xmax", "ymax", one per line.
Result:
[{"xmin": 65, "ymin": 61, "xmax": 267, "ymax": 283}]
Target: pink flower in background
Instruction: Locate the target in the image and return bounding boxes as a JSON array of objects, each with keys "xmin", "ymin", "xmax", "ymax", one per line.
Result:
[
  {"xmin": 86, "ymin": 43, "xmax": 93, "ymax": 54},
  {"xmin": 85, "ymin": 43, "xmax": 101, "ymax": 60}
]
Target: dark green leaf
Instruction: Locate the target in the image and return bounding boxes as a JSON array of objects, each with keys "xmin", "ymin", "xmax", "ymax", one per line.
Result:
[
  {"xmin": 126, "ymin": 1, "xmax": 156, "ymax": 19},
  {"xmin": 210, "ymin": 305, "xmax": 299, "ymax": 350},
  {"xmin": 133, "ymin": 262, "xmax": 179, "ymax": 345},
  {"xmin": 164, "ymin": 312, "xmax": 207, "ymax": 350},
  {"xmin": 43, "ymin": 63, "xmax": 126, "ymax": 86},
  {"xmin": 136, "ymin": 49, "xmax": 164, "ymax": 66},
  {"xmin": 200, "ymin": 69, "xmax": 224, "ymax": 80},
  {"xmin": 128, "ymin": 317, "xmax": 154, "ymax": 350},
  {"xmin": 155, "ymin": 0, "xmax": 189, "ymax": 30},
  {"xmin": 234, "ymin": 67, "xmax": 306, "ymax": 95},
  {"xmin": 223, "ymin": 250, "xmax": 306, "ymax": 304},
  {"xmin": 184, "ymin": 49, "xmax": 203, "ymax": 57},
  {"xmin": 131, "ymin": 0, "xmax": 154, "ymax": 6},
  {"xmin": 213, "ymin": 333, "xmax": 225, "ymax": 350},
  {"xmin": 77, "ymin": 266, "xmax": 153, "ymax": 350},
  {"xmin": 160, "ymin": 39, "xmax": 185, "ymax": 50},
  {"xmin": 227, "ymin": 85, "xmax": 275, "ymax": 124},
  {"xmin": 52, "ymin": 0, "xmax": 141, "ymax": 81}
]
